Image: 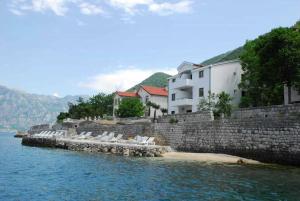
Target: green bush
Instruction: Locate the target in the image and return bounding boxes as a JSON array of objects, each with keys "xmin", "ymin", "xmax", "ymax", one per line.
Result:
[
  {"xmin": 116, "ymin": 98, "xmax": 145, "ymax": 118},
  {"xmin": 169, "ymin": 117, "xmax": 178, "ymax": 124}
]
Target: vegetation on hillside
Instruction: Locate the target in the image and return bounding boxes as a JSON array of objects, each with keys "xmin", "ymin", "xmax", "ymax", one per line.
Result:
[
  {"xmin": 57, "ymin": 93, "xmax": 113, "ymax": 122},
  {"xmin": 201, "ymin": 47, "xmax": 243, "ymax": 66},
  {"xmin": 128, "ymin": 72, "xmax": 171, "ymax": 91},
  {"xmin": 239, "ymin": 22, "xmax": 300, "ymax": 107}
]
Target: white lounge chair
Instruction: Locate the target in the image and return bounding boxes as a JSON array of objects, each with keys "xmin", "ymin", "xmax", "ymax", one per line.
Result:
[
  {"xmin": 109, "ymin": 134, "xmax": 123, "ymax": 142},
  {"xmin": 77, "ymin": 132, "xmax": 93, "ymax": 139},
  {"xmin": 94, "ymin": 131, "xmax": 108, "ymax": 140},
  {"xmin": 100, "ymin": 132, "xmax": 115, "ymax": 141},
  {"xmin": 145, "ymin": 137, "xmax": 155, "ymax": 145}
]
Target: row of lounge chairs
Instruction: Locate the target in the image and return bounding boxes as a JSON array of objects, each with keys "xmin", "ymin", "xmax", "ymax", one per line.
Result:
[
  {"xmin": 75, "ymin": 131, "xmax": 155, "ymax": 145},
  {"xmin": 32, "ymin": 130, "xmax": 155, "ymax": 145},
  {"xmin": 32, "ymin": 131, "xmax": 66, "ymax": 138}
]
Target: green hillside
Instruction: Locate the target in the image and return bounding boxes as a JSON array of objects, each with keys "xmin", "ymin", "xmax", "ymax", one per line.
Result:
[
  {"xmin": 128, "ymin": 72, "xmax": 171, "ymax": 91},
  {"xmin": 201, "ymin": 46, "xmax": 243, "ymax": 65}
]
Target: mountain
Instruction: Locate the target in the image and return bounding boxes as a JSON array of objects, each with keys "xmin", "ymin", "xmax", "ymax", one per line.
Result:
[
  {"xmin": 0, "ymin": 85, "xmax": 84, "ymax": 131},
  {"xmin": 128, "ymin": 72, "xmax": 172, "ymax": 91},
  {"xmin": 201, "ymin": 46, "xmax": 243, "ymax": 65}
]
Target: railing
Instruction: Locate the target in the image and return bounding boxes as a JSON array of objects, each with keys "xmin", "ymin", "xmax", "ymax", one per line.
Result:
[
  {"xmin": 172, "ymin": 78, "xmax": 193, "ymax": 89},
  {"xmin": 171, "ymin": 98, "xmax": 193, "ymax": 106}
]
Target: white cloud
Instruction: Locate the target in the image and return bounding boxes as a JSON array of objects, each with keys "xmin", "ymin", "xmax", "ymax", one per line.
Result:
[
  {"xmin": 8, "ymin": 0, "xmax": 194, "ymax": 17},
  {"xmin": 79, "ymin": 2, "xmax": 104, "ymax": 15},
  {"xmin": 79, "ymin": 66, "xmax": 176, "ymax": 93},
  {"xmin": 149, "ymin": 0, "xmax": 193, "ymax": 16},
  {"xmin": 9, "ymin": 0, "xmax": 73, "ymax": 16},
  {"xmin": 30, "ymin": 0, "xmax": 70, "ymax": 16},
  {"xmin": 107, "ymin": 0, "xmax": 152, "ymax": 15}
]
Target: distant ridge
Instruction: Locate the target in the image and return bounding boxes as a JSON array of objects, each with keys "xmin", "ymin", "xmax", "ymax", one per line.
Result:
[
  {"xmin": 201, "ymin": 47, "xmax": 243, "ymax": 66},
  {"xmin": 128, "ymin": 72, "xmax": 171, "ymax": 92},
  {"xmin": 0, "ymin": 85, "xmax": 86, "ymax": 131}
]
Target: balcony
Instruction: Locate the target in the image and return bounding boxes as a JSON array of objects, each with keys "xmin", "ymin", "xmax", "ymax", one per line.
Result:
[
  {"xmin": 172, "ymin": 78, "xmax": 193, "ymax": 89},
  {"xmin": 172, "ymin": 98, "xmax": 193, "ymax": 106}
]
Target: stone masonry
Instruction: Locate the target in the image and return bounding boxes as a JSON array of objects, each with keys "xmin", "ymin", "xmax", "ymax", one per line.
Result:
[{"xmin": 153, "ymin": 104, "xmax": 300, "ymax": 165}]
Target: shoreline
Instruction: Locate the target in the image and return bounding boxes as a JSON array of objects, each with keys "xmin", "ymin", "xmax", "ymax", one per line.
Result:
[{"xmin": 162, "ymin": 152, "xmax": 262, "ymax": 165}]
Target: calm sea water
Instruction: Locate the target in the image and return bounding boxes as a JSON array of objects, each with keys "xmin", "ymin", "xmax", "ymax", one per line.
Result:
[{"xmin": 1, "ymin": 132, "xmax": 300, "ymax": 201}]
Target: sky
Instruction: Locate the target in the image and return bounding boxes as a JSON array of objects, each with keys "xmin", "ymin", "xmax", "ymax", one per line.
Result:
[{"xmin": 0, "ymin": 0, "xmax": 299, "ymax": 97}]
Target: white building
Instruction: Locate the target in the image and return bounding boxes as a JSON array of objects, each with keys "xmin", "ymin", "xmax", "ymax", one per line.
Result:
[
  {"xmin": 113, "ymin": 85, "xmax": 168, "ymax": 118},
  {"xmin": 284, "ymin": 86, "xmax": 300, "ymax": 105},
  {"xmin": 168, "ymin": 60, "xmax": 242, "ymax": 114}
]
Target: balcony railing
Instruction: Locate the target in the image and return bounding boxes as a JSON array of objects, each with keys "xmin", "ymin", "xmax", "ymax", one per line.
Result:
[
  {"xmin": 171, "ymin": 98, "xmax": 193, "ymax": 106},
  {"xmin": 172, "ymin": 78, "xmax": 193, "ymax": 89}
]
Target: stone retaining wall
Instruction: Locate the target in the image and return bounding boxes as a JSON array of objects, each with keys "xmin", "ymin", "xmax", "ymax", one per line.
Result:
[
  {"xmin": 22, "ymin": 137, "xmax": 170, "ymax": 157},
  {"xmin": 153, "ymin": 104, "xmax": 300, "ymax": 165}
]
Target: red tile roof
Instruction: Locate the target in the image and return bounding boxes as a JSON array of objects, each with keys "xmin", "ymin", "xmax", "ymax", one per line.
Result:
[
  {"xmin": 141, "ymin": 85, "xmax": 168, "ymax": 96},
  {"xmin": 116, "ymin": 91, "xmax": 139, "ymax": 97}
]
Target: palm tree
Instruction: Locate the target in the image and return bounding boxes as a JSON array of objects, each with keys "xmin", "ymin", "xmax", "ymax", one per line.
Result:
[
  {"xmin": 160, "ymin": 108, "xmax": 168, "ymax": 116},
  {"xmin": 146, "ymin": 101, "xmax": 160, "ymax": 120}
]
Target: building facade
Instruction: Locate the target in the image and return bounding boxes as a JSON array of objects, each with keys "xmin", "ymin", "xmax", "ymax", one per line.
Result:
[
  {"xmin": 113, "ymin": 85, "xmax": 168, "ymax": 118},
  {"xmin": 168, "ymin": 60, "xmax": 242, "ymax": 114}
]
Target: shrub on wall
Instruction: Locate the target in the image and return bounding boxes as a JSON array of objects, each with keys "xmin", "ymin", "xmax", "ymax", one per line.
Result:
[{"xmin": 169, "ymin": 117, "xmax": 178, "ymax": 124}]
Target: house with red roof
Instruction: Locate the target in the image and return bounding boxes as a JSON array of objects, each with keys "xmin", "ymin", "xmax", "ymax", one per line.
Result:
[{"xmin": 113, "ymin": 85, "xmax": 168, "ymax": 118}]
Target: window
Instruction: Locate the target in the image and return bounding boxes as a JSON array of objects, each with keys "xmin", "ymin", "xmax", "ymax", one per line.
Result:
[
  {"xmin": 199, "ymin": 70, "xmax": 204, "ymax": 78},
  {"xmin": 172, "ymin": 93, "xmax": 176, "ymax": 101},
  {"xmin": 171, "ymin": 111, "xmax": 175, "ymax": 114},
  {"xmin": 199, "ymin": 88, "xmax": 204, "ymax": 97},
  {"xmin": 172, "ymin": 78, "xmax": 176, "ymax": 82},
  {"xmin": 145, "ymin": 96, "xmax": 149, "ymax": 103},
  {"xmin": 233, "ymin": 72, "xmax": 237, "ymax": 76},
  {"xmin": 234, "ymin": 89, "xmax": 237, "ymax": 94}
]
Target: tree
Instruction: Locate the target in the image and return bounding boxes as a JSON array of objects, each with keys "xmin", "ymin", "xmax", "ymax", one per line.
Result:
[
  {"xmin": 56, "ymin": 93, "xmax": 114, "ymax": 122},
  {"xmin": 215, "ymin": 92, "xmax": 233, "ymax": 117},
  {"xmin": 116, "ymin": 98, "xmax": 145, "ymax": 118},
  {"xmin": 239, "ymin": 25, "xmax": 300, "ymax": 106},
  {"xmin": 146, "ymin": 101, "xmax": 160, "ymax": 120},
  {"xmin": 160, "ymin": 108, "xmax": 168, "ymax": 116},
  {"xmin": 198, "ymin": 91, "xmax": 232, "ymax": 118},
  {"xmin": 57, "ymin": 112, "xmax": 69, "ymax": 123},
  {"xmin": 198, "ymin": 91, "xmax": 216, "ymax": 111}
]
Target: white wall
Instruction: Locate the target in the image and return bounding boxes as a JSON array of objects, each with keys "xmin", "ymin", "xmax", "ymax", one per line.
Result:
[
  {"xmin": 138, "ymin": 88, "xmax": 168, "ymax": 117},
  {"xmin": 191, "ymin": 67, "xmax": 211, "ymax": 112},
  {"xmin": 113, "ymin": 94, "xmax": 123, "ymax": 117},
  {"xmin": 284, "ymin": 86, "xmax": 300, "ymax": 105},
  {"xmin": 210, "ymin": 61, "xmax": 242, "ymax": 105}
]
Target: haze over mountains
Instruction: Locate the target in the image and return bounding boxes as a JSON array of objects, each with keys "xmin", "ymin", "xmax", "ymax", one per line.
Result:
[
  {"xmin": 0, "ymin": 85, "xmax": 83, "ymax": 131},
  {"xmin": 0, "ymin": 48, "xmax": 241, "ymax": 131}
]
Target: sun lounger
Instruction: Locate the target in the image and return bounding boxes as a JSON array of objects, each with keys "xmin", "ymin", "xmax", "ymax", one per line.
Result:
[
  {"xmin": 77, "ymin": 132, "xmax": 93, "ymax": 139},
  {"xmin": 145, "ymin": 137, "xmax": 155, "ymax": 145},
  {"xmin": 100, "ymin": 132, "xmax": 114, "ymax": 141},
  {"xmin": 94, "ymin": 131, "xmax": 108, "ymax": 140},
  {"xmin": 109, "ymin": 134, "xmax": 123, "ymax": 142}
]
